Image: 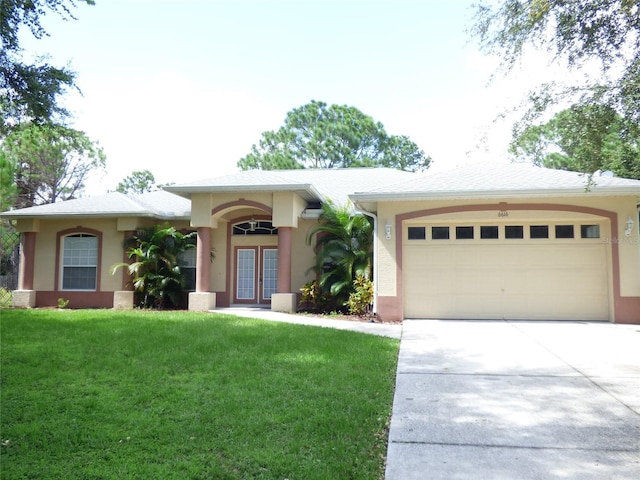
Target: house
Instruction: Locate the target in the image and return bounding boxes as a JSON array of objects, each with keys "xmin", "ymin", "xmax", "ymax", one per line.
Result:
[{"xmin": 2, "ymin": 163, "xmax": 639, "ymax": 323}]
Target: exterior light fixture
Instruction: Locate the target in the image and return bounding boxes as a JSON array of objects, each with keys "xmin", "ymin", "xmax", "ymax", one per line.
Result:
[
  {"xmin": 385, "ymin": 223, "xmax": 392, "ymax": 240},
  {"xmin": 624, "ymin": 216, "xmax": 634, "ymax": 237}
]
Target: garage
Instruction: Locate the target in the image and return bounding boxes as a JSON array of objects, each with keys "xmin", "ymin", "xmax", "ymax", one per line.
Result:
[{"xmin": 403, "ymin": 221, "xmax": 610, "ymax": 320}]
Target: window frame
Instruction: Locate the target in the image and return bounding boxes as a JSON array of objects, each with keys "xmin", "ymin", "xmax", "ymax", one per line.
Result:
[
  {"xmin": 530, "ymin": 225, "xmax": 550, "ymax": 239},
  {"xmin": 555, "ymin": 224, "xmax": 575, "ymax": 239},
  {"xmin": 581, "ymin": 224, "xmax": 601, "ymax": 239},
  {"xmin": 56, "ymin": 228, "xmax": 102, "ymax": 292},
  {"xmin": 178, "ymin": 245, "xmax": 197, "ymax": 292},
  {"xmin": 431, "ymin": 226, "xmax": 450, "ymax": 240},
  {"xmin": 407, "ymin": 226, "xmax": 426, "ymax": 240}
]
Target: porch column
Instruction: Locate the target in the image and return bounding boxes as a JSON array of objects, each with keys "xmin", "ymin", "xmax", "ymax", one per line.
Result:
[
  {"xmin": 14, "ymin": 231, "xmax": 37, "ymax": 308},
  {"xmin": 272, "ymin": 226, "xmax": 296, "ymax": 313},
  {"xmin": 277, "ymin": 226, "xmax": 292, "ymax": 293},
  {"xmin": 196, "ymin": 226, "xmax": 211, "ymax": 292},
  {"xmin": 20, "ymin": 232, "xmax": 36, "ymax": 290},
  {"xmin": 189, "ymin": 226, "xmax": 216, "ymax": 311},
  {"xmin": 114, "ymin": 230, "xmax": 136, "ymax": 310}
]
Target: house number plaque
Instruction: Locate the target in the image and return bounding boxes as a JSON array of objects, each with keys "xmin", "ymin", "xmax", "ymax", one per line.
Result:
[{"xmin": 498, "ymin": 210, "xmax": 509, "ymax": 217}]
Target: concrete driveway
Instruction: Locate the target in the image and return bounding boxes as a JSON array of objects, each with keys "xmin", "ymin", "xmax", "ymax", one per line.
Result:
[{"xmin": 385, "ymin": 320, "xmax": 640, "ymax": 480}]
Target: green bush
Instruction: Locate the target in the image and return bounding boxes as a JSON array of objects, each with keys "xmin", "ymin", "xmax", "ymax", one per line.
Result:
[{"xmin": 345, "ymin": 275, "xmax": 374, "ymax": 316}]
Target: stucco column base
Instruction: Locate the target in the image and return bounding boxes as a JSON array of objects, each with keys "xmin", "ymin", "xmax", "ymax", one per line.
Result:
[
  {"xmin": 13, "ymin": 290, "xmax": 36, "ymax": 308},
  {"xmin": 189, "ymin": 292, "xmax": 216, "ymax": 312},
  {"xmin": 271, "ymin": 293, "xmax": 297, "ymax": 314},
  {"xmin": 113, "ymin": 291, "xmax": 134, "ymax": 310}
]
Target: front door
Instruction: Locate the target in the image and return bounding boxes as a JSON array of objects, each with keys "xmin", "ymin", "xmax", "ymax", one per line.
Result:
[{"xmin": 235, "ymin": 247, "xmax": 278, "ymax": 304}]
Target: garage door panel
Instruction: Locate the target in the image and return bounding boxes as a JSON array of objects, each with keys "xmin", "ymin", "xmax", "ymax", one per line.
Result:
[{"xmin": 404, "ymin": 237, "xmax": 609, "ymax": 321}]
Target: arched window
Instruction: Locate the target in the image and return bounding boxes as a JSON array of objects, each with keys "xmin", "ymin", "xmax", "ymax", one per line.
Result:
[
  {"xmin": 232, "ymin": 220, "xmax": 278, "ymax": 236},
  {"xmin": 62, "ymin": 233, "xmax": 98, "ymax": 290}
]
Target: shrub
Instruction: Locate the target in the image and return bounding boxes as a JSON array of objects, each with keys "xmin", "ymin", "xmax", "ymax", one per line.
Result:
[{"xmin": 345, "ymin": 275, "xmax": 374, "ymax": 316}]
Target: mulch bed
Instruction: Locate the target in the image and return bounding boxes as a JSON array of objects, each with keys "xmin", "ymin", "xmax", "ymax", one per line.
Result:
[{"xmin": 299, "ymin": 312, "xmax": 402, "ymax": 325}]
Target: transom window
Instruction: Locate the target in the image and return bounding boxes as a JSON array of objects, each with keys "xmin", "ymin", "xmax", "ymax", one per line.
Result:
[
  {"xmin": 530, "ymin": 225, "xmax": 549, "ymax": 239},
  {"xmin": 408, "ymin": 226, "xmax": 426, "ymax": 240},
  {"xmin": 480, "ymin": 226, "xmax": 499, "ymax": 239},
  {"xmin": 431, "ymin": 226, "xmax": 450, "ymax": 240},
  {"xmin": 555, "ymin": 225, "xmax": 574, "ymax": 239},
  {"xmin": 456, "ymin": 226, "xmax": 474, "ymax": 240},
  {"xmin": 233, "ymin": 220, "xmax": 278, "ymax": 235},
  {"xmin": 62, "ymin": 234, "xmax": 98, "ymax": 290},
  {"xmin": 581, "ymin": 225, "xmax": 600, "ymax": 238},
  {"xmin": 407, "ymin": 223, "xmax": 602, "ymax": 241},
  {"xmin": 505, "ymin": 225, "xmax": 524, "ymax": 239}
]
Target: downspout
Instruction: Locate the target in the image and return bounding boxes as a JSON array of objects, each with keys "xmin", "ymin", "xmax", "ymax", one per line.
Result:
[{"xmin": 354, "ymin": 206, "xmax": 379, "ymax": 316}]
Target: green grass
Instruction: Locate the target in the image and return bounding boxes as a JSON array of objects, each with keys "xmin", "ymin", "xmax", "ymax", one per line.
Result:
[{"xmin": 0, "ymin": 309, "xmax": 399, "ymax": 479}]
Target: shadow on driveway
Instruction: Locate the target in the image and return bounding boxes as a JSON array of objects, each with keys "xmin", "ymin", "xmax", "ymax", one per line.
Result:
[{"xmin": 386, "ymin": 320, "xmax": 640, "ymax": 480}]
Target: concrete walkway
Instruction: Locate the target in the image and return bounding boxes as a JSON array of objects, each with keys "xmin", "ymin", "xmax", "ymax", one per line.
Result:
[{"xmin": 385, "ymin": 320, "xmax": 640, "ymax": 480}]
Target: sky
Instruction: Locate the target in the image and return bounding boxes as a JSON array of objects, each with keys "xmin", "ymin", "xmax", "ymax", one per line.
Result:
[{"xmin": 19, "ymin": 0, "xmax": 556, "ymax": 195}]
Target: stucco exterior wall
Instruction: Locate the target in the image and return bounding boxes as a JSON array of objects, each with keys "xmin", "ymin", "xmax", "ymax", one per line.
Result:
[
  {"xmin": 16, "ymin": 217, "xmax": 192, "ymax": 308},
  {"xmin": 291, "ymin": 218, "xmax": 317, "ymax": 293},
  {"xmin": 210, "ymin": 220, "xmax": 228, "ymax": 293},
  {"xmin": 30, "ymin": 218, "xmax": 122, "ymax": 292}
]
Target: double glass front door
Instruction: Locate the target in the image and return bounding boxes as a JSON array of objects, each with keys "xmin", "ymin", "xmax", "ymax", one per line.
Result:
[{"xmin": 235, "ymin": 247, "xmax": 278, "ymax": 304}]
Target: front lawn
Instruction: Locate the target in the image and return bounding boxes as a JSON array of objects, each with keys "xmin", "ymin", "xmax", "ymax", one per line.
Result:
[{"xmin": 0, "ymin": 309, "xmax": 399, "ymax": 479}]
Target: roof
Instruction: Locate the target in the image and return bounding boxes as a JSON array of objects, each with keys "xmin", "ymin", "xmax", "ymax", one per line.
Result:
[
  {"xmin": 0, "ymin": 190, "xmax": 191, "ymax": 220},
  {"xmin": 350, "ymin": 162, "xmax": 640, "ymax": 205},
  {"xmin": 3, "ymin": 164, "xmax": 639, "ymax": 221},
  {"xmin": 165, "ymin": 168, "xmax": 416, "ymax": 205}
]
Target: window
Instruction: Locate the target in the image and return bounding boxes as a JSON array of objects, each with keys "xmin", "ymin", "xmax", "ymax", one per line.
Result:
[
  {"xmin": 555, "ymin": 225, "xmax": 574, "ymax": 239},
  {"xmin": 431, "ymin": 226, "xmax": 450, "ymax": 240},
  {"xmin": 233, "ymin": 220, "xmax": 278, "ymax": 235},
  {"xmin": 530, "ymin": 225, "xmax": 549, "ymax": 239},
  {"xmin": 178, "ymin": 247, "xmax": 197, "ymax": 291},
  {"xmin": 505, "ymin": 226, "xmax": 524, "ymax": 239},
  {"xmin": 62, "ymin": 234, "xmax": 98, "ymax": 290},
  {"xmin": 408, "ymin": 226, "xmax": 426, "ymax": 240},
  {"xmin": 480, "ymin": 226, "xmax": 499, "ymax": 239},
  {"xmin": 581, "ymin": 225, "xmax": 600, "ymax": 238},
  {"xmin": 456, "ymin": 226, "xmax": 474, "ymax": 239}
]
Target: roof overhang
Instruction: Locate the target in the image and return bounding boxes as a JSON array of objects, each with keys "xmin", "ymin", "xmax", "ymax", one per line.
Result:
[
  {"xmin": 0, "ymin": 212, "xmax": 191, "ymax": 221},
  {"xmin": 165, "ymin": 183, "xmax": 325, "ymax": 203},
  {"xmin": 350, "ymin": 187, "xmax": 640, "ymax": 212}
]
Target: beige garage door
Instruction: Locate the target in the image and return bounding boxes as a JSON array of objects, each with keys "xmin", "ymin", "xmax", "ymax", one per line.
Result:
[{"xmin": 403, "ymin": 223, "xmax": 610, "ymax": 320}]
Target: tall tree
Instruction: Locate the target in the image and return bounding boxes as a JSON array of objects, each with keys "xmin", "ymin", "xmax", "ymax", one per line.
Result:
[
  {"xmin": 510, "ymin": 104, "xmax": 640, "ymax": 179},
  {"xmin": 238, "ymin": 100, "xmax": 431, "ymax": 172},
  {"xmin": 115, "ymin": 170, "xmax": 157, "ymax": 194},
  {"xmin": 0, "ymin": 152, "xmax": 18, "ymax": 212},
  {"xmin": 472, "ymin": 0, "xmax": 640, "ymax": 172},
  {"xmin": 1, "ymin": 0, "xmax": 95, "ymax": 129},
  {"xmin": 1, "ymin": 122, "xmax": 105, "ymax": 208}
]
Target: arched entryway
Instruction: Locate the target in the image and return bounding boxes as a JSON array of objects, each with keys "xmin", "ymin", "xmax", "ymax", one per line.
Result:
[{"xmin": 231, "ymin": 219, "xmax": 279, "ymax": 305}]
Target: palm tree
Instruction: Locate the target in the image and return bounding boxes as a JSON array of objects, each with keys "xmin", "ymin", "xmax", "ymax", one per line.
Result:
[
  {"xmin": 306, "ymin": 201, "xmax": 373, "ymax": 311},
  {"xmin": 112, "ymin": 224, "xmax": 196, "ymax": 309}
]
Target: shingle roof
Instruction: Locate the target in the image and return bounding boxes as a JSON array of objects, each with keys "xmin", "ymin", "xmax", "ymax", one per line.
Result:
[
  {"xmin": 351, "ymin": 162, "xmax": 640, "ymax": 202},
  {"xmin": 4, "ymin": 164, "xmax": 638, "ymax": 220},
  {"xmin": 165, "ymin": 168, "xmax": 416, "ymax": 205},
  {"xmin": 0, "ymin": 190, "xmax": 191, "ymax": 219}
]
